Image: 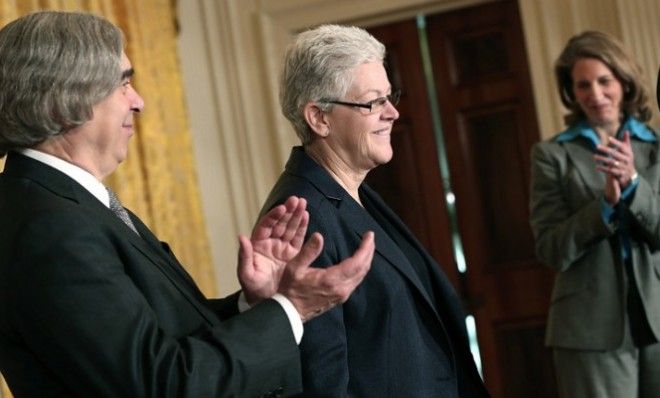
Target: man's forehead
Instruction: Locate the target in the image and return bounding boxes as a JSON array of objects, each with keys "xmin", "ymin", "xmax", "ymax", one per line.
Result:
[
  {"xmin": 120, "ymin": 51, "xmax": 132, "ymax": 69},
  {"xmin": 120, "ymin": 52, "xmax": 133, "ymax": 79}
]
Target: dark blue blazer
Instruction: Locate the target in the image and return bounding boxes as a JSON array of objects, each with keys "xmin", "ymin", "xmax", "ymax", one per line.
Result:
[
  {"xmin": 0, "ymin": 152, "xmax": 301, "ymax": 398},
  {"xmin": 260, "ymin": 147, "xmax": 489, "ymax": 398}
]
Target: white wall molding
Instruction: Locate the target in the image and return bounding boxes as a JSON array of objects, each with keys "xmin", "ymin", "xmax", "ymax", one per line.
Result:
[{"xmin": 178, "ymin": 0, "xmax": 660, "ymax": 294}]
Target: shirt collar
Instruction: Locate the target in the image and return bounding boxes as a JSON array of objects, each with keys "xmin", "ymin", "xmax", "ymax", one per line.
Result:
[
  {"xmin": 19, "ymin": 148, "xmax": 110, "ymax": 208},
  {"xmin": 555, "ymin": 116, "xmax": 657, "ymax": 148}
]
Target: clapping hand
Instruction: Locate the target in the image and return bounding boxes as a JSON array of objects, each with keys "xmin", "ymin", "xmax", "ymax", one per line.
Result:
[
  {"xmin": 237, "ymin": 195, "xmax": 375, "ymax": 321},
  {"xmin": 594, "ymin": 131, "xmax": 637, "ymax": 205},
  {"xmin": 237, "ymin": 196, "xmax": 309, "ymax": 305},
  {"xmin": 278, "ymin": 231, "xmax": 375, "ymax": 322}
]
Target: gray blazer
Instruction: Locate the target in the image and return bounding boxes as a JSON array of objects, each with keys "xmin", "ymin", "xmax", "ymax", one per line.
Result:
[{"xmin": 530, "ymin": 131, "xmax": 660, "ymax": 350}]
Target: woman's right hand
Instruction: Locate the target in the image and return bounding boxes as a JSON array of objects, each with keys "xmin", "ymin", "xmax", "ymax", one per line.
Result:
[
  {"xmin": 595, "ymin": 131, "xmax": 636, "ymax": 205},
  {"xmin": 602, "ymin": 171, "xmax": 621, "ymax": 206}
]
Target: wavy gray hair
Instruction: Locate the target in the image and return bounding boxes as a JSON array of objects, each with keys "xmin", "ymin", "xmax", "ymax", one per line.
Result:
[
  {"xmin": 0, "ymin": 11, "xmax": 124, "ymax": 157},
  {"xmin": 279, "ymin": 24, "xmax": 385, "ymax": 145}
]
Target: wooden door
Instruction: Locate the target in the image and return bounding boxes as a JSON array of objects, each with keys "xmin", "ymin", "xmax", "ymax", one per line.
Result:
[
  {"xmin": 365, "ymin": 20, "xmax": 459, "ymax": 289},
  {"xmin": 366, "ymin": 1, "xmax": 557, "ymax": 397}
]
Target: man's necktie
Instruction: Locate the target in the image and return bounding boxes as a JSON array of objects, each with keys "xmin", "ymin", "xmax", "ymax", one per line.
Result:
[{"xmin": 106, "ymin": 187, "xmax": 140, "ymax": 235}]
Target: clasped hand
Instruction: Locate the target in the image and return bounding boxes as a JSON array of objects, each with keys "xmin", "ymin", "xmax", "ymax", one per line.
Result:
[
  {"xmin": 237, "ymin": 196, "xmax": 375, "ymax": 322},
  {"xmin": 594, "ymin": 131, "xmax": 637, "ymax": 205}
]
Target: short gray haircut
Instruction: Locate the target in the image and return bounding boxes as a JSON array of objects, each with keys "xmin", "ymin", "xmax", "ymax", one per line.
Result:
[
  {"xmin": 0, "ymin": 11, "xmax": 124, "ymax": 157},
  {"xmin": 280, "ymin": 24, "xmax": 385, "ymax": 145}
]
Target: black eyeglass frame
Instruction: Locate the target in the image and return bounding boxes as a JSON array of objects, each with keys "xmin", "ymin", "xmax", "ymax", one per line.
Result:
[{"xmin": 323, "ymin": 89, "xmax": 401, "ymax": 113}]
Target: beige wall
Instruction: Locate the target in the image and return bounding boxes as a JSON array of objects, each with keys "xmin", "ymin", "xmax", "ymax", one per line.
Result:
[{"xmin": 177, "ymin": 0, "xmax": 660, "ymax": 296}]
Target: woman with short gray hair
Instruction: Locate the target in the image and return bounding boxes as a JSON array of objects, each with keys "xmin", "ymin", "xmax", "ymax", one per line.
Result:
[
  {"xmin": 280, "ymin": 24, "xmax": 385, "ymax": 145},
  {"xmin": 259, "ymin": 24, "xmax": 488, "ymax": 397}
]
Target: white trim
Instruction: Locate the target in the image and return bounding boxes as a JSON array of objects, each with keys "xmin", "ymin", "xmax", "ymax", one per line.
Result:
[{"xmin": 177, "ymin": 0, "xmax": 660, "ymax": 294}]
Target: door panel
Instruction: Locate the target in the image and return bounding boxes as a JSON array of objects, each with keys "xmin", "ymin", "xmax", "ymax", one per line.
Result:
[
  {"xmin": 459, "ymin": 104, "xmax": 536, "ymax": 268},
  {"xmin": 366, "ymin": 21, "xmax": 459, "ymax": 289}
]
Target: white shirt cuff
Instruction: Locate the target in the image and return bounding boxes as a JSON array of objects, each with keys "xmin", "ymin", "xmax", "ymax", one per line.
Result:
[
  {"xmin": 237, "ymin": 292, "xmax": 303, "ymax": 344},
  {"xmin": 237, "ymin": 291, "xmax": 251, "ymax": 312}
]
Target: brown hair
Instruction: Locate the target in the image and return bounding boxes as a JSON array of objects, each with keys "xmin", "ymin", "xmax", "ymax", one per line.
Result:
[{"xmin": 554, "ymin": 30, "xmax": 651, "ymax": 126}]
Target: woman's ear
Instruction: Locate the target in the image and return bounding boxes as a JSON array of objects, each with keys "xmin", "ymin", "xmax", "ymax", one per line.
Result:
[{"xmin": 303, "ymin": 102, "xmax": 330, "ymax": 138}]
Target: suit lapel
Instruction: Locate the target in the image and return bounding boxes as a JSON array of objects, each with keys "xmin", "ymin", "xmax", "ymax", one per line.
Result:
[
  {"xmin": 4, "ymin": 152, "xmax": 217, "ymax": 325},
  {"xmin": 285, "ymin": 148, "xmax": 439, "ymax": 315},
  {"xmin": 341, "ymin": 196, "xmax": 434, "ymax": 303},
  {"xmin": 563, "ymin": 139, "xmax": 603, "ymax": 198},
  {"xmin": 633, "ymin": 139, "xmax": 660, "ymax": 184},
  {"xmin": 106, "ymin": 208, "xmax": 217, "ymax": 325},
  {"xmin": 127, "ymin": 211, "xmax": 210, "ymax": 301},
  {"xmin": 363, "ymin": 185, "xmax": 470, "ymax": 323}
]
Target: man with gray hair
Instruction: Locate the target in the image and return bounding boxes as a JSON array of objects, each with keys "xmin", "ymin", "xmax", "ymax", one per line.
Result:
[{"xmin": 0, "ymin": 11, "xmax": 374, "ymax": 397}]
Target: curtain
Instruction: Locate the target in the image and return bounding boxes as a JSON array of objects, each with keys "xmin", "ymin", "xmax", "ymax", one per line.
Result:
[{"xmin": 0, "ymin": 1, "xmax": 216, "ymax": 396}]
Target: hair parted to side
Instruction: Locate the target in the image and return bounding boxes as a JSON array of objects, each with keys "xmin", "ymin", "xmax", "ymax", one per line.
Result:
[
  {"xmin": 555, "ymin": 30, "xmax": 651, "ymax": 126},
  {"xmin": 279, "ymin": 24, "xmax": 385, "ymax": 145},
  {"xmin": 0, "ymin": 11, "xmax": 124, "ymax": 157}
]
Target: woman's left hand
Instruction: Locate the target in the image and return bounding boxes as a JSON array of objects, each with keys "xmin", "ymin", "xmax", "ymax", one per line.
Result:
[{"xmin": 594, "ymin": 130, "xmax": 637, "ymax": 188}]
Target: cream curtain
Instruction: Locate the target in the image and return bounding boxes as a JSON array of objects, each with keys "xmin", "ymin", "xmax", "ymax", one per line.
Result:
[{"xmin": 0, "ymin": 1, "xmax": 215, "ymax": 396}]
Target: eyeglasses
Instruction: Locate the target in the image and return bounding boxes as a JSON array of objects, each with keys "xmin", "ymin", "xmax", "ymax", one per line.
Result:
[{"xmin": 323, "ymin": 90, "xmax": 401, "ymax": 115}]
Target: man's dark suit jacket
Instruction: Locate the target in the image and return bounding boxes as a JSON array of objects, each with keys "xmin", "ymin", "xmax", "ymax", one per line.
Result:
[
  {"xmin": 0, "ymin": 152, "xmax": 301, "ymax": 397},
  {"xmin": 259, "ymin": 147, "xmax": 488, "ymax": 397}
]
